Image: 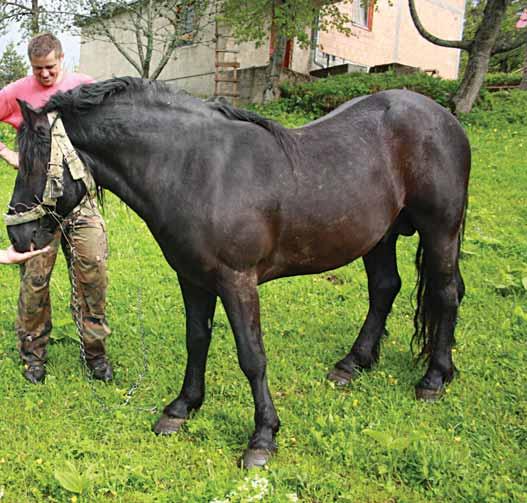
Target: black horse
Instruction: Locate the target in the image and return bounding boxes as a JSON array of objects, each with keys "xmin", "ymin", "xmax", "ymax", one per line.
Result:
[{"xmin": 7, "ymin": 78, "xmax": 470, "ymax": 467}]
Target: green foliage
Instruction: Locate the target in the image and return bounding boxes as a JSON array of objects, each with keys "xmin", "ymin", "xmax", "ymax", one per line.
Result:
[
  {"xmin": 280, "ymin": 72, "xmax": 458, "ymax": 115},
  {"xmin": 0, "ymin": 43, "xmax": 28, "ymax": 88},
  {"xmin": 221, "ymin": 0, "xmax": 355, "ymax": 48},
  {"xmin": 276, "ymin": 72, "xmax": 527, "ymax": 125},
  {"xmin": 461, "ymin": 89, "xmax": 527, "ymax": 127},
  {"xmin": 0, "ymin": 98, "xmax": 525, "ymax": 502},
  {"xmin": 0, "ymin": 123, "xmax": 17, "ymax": 154},
  {"xmin": 484, "ymin": 72, "xmax": 523, "ymax": 86},
  {"xmin": 54, "ymin": 461, "xmax": 98, "ymax": 494},
  {"xmin": 461, "ymin": 0, "xmax": 526, "ymax": 74},
  {"xmin": 0, "ymin": 0, "xmax": 78, "ymax": 39}
]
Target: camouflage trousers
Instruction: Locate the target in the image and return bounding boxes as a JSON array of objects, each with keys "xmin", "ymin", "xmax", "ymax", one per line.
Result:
[{"xmin": 16, "ymin": 197, "xmax": 111, "ymax": 366}]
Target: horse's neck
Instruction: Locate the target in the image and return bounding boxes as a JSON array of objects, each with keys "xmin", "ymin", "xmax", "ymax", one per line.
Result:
[{"xmin": 73, "ymin": 122, "xmax": 156, "ymax": 222}]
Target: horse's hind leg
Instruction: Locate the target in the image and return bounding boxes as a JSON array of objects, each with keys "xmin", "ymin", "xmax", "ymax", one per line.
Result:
[
  {"xmin": 328, "ymin": 231, "xmax": 401, "ymax": 385},
  {"xmin": 154, "ymin": 275, "xmax": 217, "ymax": 434},
  {"xmin": 414, "ymin": 231, "xmax": 463, "ymax": 401}
]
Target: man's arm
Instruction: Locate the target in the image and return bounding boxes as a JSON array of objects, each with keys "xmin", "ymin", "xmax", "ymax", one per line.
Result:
[
  {"xmin": 0, "ymin": 86, "xmax": 19, "ymax": 169},
  {"xmin": 0, "ymin": 245, "xmax": 50, "ymax": 264},
  {"xmin": 0, "ymin": 148, "xmax": 19, "ymax": 168}
]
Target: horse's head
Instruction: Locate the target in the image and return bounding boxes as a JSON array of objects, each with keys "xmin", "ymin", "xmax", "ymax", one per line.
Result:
[{"xmin": 6, "ymin": 101, "xmax": 87, "ymax": 252}]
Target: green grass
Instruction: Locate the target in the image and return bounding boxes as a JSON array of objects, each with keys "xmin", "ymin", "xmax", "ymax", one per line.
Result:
[{"xmin": 0, "ymin": 113, "xmax": 525, "ymax": 502}]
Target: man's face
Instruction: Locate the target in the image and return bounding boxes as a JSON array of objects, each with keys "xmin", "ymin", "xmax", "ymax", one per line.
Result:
[{"xmin": 30, "ymin": 50, "xmax": 63, "ymax": 87}]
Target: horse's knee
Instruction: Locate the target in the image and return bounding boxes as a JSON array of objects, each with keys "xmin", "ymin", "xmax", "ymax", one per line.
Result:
[
  {"xmin": 239, "ymin": 358, "xmax": 266, "ymax": 382},
  {"xmin": 370, "ymin": 274, "xmax": 401, "ymax": 311}
]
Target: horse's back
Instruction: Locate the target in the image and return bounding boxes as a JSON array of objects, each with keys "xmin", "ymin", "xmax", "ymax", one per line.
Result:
[{"xmin": 258, "ymin": 90, "xmax": 470, "ymax": 280}]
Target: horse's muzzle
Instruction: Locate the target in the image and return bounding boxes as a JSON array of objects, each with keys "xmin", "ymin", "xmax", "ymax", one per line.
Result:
[{"xmin": 8, "ymin": 222, "xmax": 54, "ymax": 253}]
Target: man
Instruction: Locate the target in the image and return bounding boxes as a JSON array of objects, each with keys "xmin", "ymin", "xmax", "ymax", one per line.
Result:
[{"xmin": 0, "ymin": 33, "xmax": 113, "ymax": 384}]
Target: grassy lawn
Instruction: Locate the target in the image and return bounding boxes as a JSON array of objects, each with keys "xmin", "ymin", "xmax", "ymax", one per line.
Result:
[{"xmin": 0, "ymin": 112, "xmax": 525, "ymax": 502}]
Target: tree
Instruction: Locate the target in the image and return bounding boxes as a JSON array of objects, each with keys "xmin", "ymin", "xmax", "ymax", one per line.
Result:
[
  {"xmin": 408, "ymin": 0, "xmax": 526, "ymax": 114},
  {"xmin": 0, "ymin": 42, "xmax": 28, "ymax": 87},
  {"xmin": 462, "ymin": 1, "xmax": 525, "ymax": 73},
  {"xmin": 76, "ymin": 0, "xmax": 215, "ymax": 80},
  {"xmin": 516, "ymin": 7, "xmax": 527, "ymax": 88},
  {"xmin": 220, "ymin": 0, "xmax": 355, "ymax": 101},
  {"xmin": 0, "ymin": 0, "xmax": 76, "ymax": 37}
]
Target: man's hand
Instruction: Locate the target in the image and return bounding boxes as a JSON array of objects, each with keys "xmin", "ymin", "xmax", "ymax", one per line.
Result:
[
  {"xmin": 0, "ymin": 245, "xmax": 51, "ymax": 264},
  {"xmin": 0, "ymin": 147, "xmax": 19, "ymax": 169}
]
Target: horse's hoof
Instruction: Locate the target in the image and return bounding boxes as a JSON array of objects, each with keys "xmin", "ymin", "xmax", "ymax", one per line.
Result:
[
  {"xmin": 327, "ymin": 367, "xmax": 356, "ymax": 386},
  {"xmin": 153, "ymin": 414, "xmax": 186, "ymax": 435},
  {"xmin": 415, "ymin": 386, "xmax": 444, "ymax": 402},
  {"xmin": 240, "ymin": 448, "xmax": 273, "ymax": 469}
]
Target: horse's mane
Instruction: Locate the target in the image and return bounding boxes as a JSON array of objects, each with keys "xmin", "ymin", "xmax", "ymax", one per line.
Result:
[
  {"xmin": 206, "ymin": 98, "xmax": 299, "ymax": 170},
  {"xmin": 41, "ymin": 77, "xmax": 300, "ymax": 170},
  {"xmin": 41, "ymin": 77, "xmax": 169, "ymax": 114}
]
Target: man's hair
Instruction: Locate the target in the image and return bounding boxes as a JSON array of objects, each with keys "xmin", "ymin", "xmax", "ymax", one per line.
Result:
[{"xmin": 27, "ymin": 33, "xmax": 63, "ymax": 60}]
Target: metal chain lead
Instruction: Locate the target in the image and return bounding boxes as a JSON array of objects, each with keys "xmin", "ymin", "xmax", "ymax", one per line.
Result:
[
  {"xmin": 123, "ymin": 287, "xmax": 149, "ymax": 406},
  {"xmin": 46, "ymin": 206, "xmax": 151, "ymax": 412}
]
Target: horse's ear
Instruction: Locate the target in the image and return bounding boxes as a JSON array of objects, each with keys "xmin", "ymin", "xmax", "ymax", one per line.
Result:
[{"xmin": 16, "ymin": 99, "xmax": 40, "ymax": 129}]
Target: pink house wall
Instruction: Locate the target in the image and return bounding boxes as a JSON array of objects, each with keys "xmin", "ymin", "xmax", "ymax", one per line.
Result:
[{"xmin": 297, "ymin": 0, "xmax": 466, "ymax": 79}]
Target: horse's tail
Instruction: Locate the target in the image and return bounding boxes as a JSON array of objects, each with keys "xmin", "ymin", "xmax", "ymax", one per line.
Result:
[{"xmin": 411, "ymin": 195, "xmax": 468, "ymax": 360}]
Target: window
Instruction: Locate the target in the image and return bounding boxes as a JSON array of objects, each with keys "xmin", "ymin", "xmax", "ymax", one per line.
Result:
[{"xmin": 351, "ymin": 0, "xmax": 368, "ymax": 28}]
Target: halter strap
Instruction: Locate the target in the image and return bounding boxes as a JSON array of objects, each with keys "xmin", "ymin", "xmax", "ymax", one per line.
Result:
[{"xmin": 4, "ymin": 112, "xmax": 96, "ymax": 226}]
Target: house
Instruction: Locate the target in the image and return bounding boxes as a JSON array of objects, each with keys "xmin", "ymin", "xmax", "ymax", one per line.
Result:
[{"xmin": 79, "ymin": 0, "xmax": 466, "ymax": 103}]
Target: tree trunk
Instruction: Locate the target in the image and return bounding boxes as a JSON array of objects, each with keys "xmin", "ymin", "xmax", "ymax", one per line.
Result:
[
  {"xmin": 31, "ymin": 0, "xmax": 39, "ymax": 35},
  {"xmin": 263, "ymin": 34, "xmax": 286, "ymax": 103},
  {"xmin": 520, "ymin": 34, "xmax": 527, "ymax": 90},
  {"xmin": 451, "ymin": 0, "xmax": 509, "ymax": 114}
]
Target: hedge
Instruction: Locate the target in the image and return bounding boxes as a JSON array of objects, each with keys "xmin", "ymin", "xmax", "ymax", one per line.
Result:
[{"xmin": 279, "ymin": 71, "xmax": 525, "ymax": 119}]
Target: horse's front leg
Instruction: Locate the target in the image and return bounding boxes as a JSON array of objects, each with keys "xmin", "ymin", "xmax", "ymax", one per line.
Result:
[
  {"xmin": 154, "ymin": 275, "xmax": 217, "ymax": 434},
  {"xmin": 219, "ymin": 270, "xmax": 280, "ymax": 468}
]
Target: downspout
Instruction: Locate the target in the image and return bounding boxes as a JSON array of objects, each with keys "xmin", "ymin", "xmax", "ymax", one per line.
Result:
[{"xmin": 311, "ymin": 15, "xmax": 326, "ymax": 69}]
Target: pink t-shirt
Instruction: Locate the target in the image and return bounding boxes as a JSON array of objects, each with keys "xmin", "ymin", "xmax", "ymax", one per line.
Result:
[{"xmin": 0, "ymin": 73, "xmax": 94, "ymax": 150}]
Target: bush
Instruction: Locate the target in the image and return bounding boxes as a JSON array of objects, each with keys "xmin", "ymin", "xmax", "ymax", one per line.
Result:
[
  {"xmin": 277, "ymin": 71, "xmax": 526, "ymax": 120},
  {"xmin": 460, "ymin": 89, "xmax": 527, "ymax": 128},
  {"xmin": 279, "ymin": 72, "xmax": 458, "ymax": 116},
  {"xmin": 0, "ymin": 123, "xmax": 16, "ymax": 149},
  {"xmin": 0, "ymin": 42, "xmax": 28, "ymax": 89},
  {"xmin": 484, "ymin": 72, "xmax": 523, "ymax": 87}
]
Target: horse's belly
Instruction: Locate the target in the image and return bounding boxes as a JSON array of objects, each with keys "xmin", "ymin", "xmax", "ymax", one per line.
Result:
[{"xmin": 262, "ymin": 217, "xmax": 388, "ymax": 281}]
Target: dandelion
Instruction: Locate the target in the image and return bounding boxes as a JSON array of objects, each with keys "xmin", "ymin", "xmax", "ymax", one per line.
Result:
[{"xmin": 454, "ymin": 436, "xmax": 461, "ymax": 443}]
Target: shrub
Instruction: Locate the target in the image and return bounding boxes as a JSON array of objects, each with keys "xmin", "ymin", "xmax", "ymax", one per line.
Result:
[
  {"xmin": 484, "ymin": 72, "xmax": 523, "ymax": 87},
  {"xmin": 0, "ymin": 123, "xmax": 16, "ymax": 149},
  {"xmin": 279, "ymin": 72, "xmax": 458, "ymax": 116},
  {"xmin": 460, "ymin": 90, "xmax": 527, "ymax": 128},
  {"xmin": 277, "ymin": 71, "xmax": 526, "ymax": 121}
]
